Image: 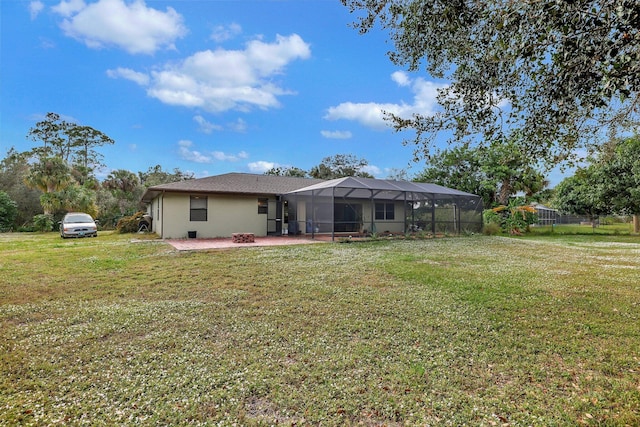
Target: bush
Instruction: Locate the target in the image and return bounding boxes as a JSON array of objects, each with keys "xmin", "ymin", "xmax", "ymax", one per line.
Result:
[
  {"xmin": 483, "ymin": 209, "xmax": 502, "ymax": 226},
  {"xmin": 0, "ymin": 191, "xmax": 18, "ymax": 232},
  {"xmin": 482, "ymin": 222, "xmax": 502, "ymax": 235},
  {"xmin": 32, "ymin": 214, "xmax": 54, "ymax": 232},
  {"xmin": 116, "ymin": 211, "xmax": 146, "ymax": 234}
]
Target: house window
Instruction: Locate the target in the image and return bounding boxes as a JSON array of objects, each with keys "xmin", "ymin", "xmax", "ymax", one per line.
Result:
[
  {"xmin": 375, "ymin": 202, "xmax": 395, "ymax": 220},
  {"xmin": 190, "ymin": 196, "xmax": 207, "ymax": 221},
  {"xmin": 258, "ymin": 198, "xmax": 268, "ymax": 214}
]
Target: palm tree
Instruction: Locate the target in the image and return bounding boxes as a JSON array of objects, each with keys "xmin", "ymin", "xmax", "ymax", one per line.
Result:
[{"xmin": 24, "ymin": 156, "xmax": 71, "ymax": 214}]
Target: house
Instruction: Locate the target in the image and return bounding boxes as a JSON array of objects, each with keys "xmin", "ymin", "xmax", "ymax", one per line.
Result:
[{"xmin": 141, "ymin": 173, "xmax": 483, "ymax": 239}]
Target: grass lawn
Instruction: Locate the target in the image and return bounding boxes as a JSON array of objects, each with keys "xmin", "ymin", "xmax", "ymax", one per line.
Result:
[{"xmin": 1, "ymin": 232, "xmax": 639, "ymax": 426}]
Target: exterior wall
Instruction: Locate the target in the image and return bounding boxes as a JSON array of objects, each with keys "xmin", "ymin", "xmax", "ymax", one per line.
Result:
[
  {"xmin": 291, "ymin": 199, "xmax": 405, "ymax": 235},
  {"xmin": 156, "ymin": 192, "xmax": 274, "ymax": 239},
  {"xmin": 147, "ymin": 195, "xmax": 162, "ymax": 235},
  {"xmin": 365, "ymin": 200, "xmax": 405, "ymax": 234}
]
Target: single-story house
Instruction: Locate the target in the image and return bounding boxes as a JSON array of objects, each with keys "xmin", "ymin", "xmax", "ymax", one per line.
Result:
[{"xmin": 141, "ymin": 173, "xmax": 483, "ymax": 239}]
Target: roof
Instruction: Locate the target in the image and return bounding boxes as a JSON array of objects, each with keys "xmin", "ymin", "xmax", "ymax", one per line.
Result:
[
  {"xmin": 287, "ymin": 176, "xmax": 479, "ymax": 198},
  {"xmin": 141, "ymin": 173, "xmax": 481, "ymax": 203},
  {"xmin": 141, "ymin": 173, "xmax": 324, "ymax": 203}
]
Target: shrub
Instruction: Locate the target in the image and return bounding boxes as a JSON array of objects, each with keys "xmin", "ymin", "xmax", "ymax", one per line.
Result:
[
  {"xmin": 116, "ymin": 211, "xmax": 146, "ymax": 234},
  {"xmin": 482, "ymin": 222, "xmax": 501, "ymax": 235},
  {"xmin": 32, "ymin": 214, "xmax": 54, "ymax": 232},
  {"xmin": 0, "ymin": 191, "xmax": 18, "ymax": 232}
]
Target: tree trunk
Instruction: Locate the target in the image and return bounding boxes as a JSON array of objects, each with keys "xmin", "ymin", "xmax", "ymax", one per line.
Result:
[{"xmin": 633, "ymin": 215, "xmax": 639, "ymax": 233}]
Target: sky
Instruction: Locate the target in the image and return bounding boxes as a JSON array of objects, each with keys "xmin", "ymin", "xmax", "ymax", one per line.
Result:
[{"xmin": 0, "ymin": 0, "xmax": 456, "ymax": 181}]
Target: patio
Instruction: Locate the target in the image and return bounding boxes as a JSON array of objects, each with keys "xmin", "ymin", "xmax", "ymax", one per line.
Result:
[{"xmin": 166, "ymin": 235, "xmax": 326, "ymax": 251}]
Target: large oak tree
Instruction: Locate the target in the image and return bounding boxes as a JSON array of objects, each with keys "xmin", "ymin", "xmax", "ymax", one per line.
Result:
[{"xmin": 342, "ymin": 0, "xmax": 640, "ymax": 165}]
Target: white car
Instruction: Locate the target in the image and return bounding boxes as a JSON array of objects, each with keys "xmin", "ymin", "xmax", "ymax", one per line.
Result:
[{"xmin": 59, "ymin": 212, "xmax": 98, "ymax": 238}]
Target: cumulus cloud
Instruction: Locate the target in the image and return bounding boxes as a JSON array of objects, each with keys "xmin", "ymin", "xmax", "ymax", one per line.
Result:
[
  {"xmin": 178, "ymin": 140, "xmax": 211, "ymax": 163},
  {"xmin": 109, "ymin": 34, "xmax": 310, "ymax": 112},
  {"xmin": 248, "ymin": 161, "xmax": 276, "ymax": 173},
  {"xmin": 211, "ymin": 23, "xmax": 242, "ymax": 43},
  {"xmin": 324, "ymin": 72, "xmax": 447, "ymax": 130},
  {"xmin": 320, "ymin": 130, "xmax": 352, "ymax": 139},
  {"xmin": 106, "ymin": 67, "xmax": 150, "ymax": 86},
  {"xmin": 51, "ymin": 0, "xmax": 84, "ymax": 17},
  {"xmin": 29, "ymin": 1, "xmax": 45, "ymax": 19},
  {"xmin": 52, "ymin": 0, "xmax": 186, "ymax": 55}
]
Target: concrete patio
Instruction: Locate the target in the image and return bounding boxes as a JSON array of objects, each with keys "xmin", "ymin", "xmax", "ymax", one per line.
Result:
[{"xmin": 165, "ymin": 236, "xmax": 326, "ymax": 251}]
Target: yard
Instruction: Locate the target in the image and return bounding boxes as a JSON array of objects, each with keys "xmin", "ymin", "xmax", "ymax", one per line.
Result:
[{"xmin": 1, "ymin": 232, "xmax": 639, "ymax": 426}]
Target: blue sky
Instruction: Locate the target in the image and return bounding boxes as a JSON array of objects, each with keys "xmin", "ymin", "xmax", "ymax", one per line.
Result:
[{"xmin": 1, "ymin": 0, "xmax": 455, "ymax": 180}]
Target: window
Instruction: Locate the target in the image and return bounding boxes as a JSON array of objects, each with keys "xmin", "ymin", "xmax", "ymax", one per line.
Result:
[
  {"xmin": 190, "ymin": 196, "xmax": 207, "ymax": 221},
  {"xmin": 258, "ymin": 198, "xmax": 268, "ymax": 214},
  {"xmin": 375, "ymin": 202, "xmax": 395, "ymax": 220}
]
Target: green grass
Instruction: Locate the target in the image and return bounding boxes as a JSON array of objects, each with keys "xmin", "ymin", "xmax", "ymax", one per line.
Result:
[
  {"xmin": 1, "ymin": 232, "xmax": 639, "ymax": 426},
  {"xmin": 530, "ymin": 223, "xmax": 635, "ymax": 235}
]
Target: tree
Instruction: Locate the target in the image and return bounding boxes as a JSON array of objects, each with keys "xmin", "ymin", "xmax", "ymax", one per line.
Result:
[
  {"xmin": 139, "ymin": 165, "xmax": 194, "ymax": 187},
  {"xmin": 0, "ymin": 148, "xmax": 41, "ymax": 227},
  {"xmin": 592, "ymin": 136, "xmax": 640, "ymax": 231},
  {"xmin": 0, "ymin": 191, "xmax": 18, "ymax": 232},
  {"xmin": 67, "ymin": 125, "xmax": 114, "ymax": 184},
  {"xmin": 415, "ymin": 145, "xmax": 495, "ymax": 206},
  {"xmin": 415, "ymin": 141, "xmax": 548, "ymax": 207},
  {"xmin": 25, "ymin": 113, "xmax": 114, "ymax": 216},
  {"xmin": 342, "ymin": 0, "xmax": 640, "ymax": 166},
  {"xmin": 553, "ymin": 168, "xmax": 608, "ymax": 226},
  {"xmin": 309, "ymin": 154, "xmax": 374, "ymax": 179},
  {"xmin": 26, "ymin": 112, "xmax": 70, "ymax": 160},
  {"xmin": 264, "ymin": 166, "xmax": 308, "ymax": 177},
  {"xmin": 24, "ymin": 156, "xmax": 71, "ymax": 214},
  {"xmin": 103, "ymin": 169, "xmax": 143, "ymax": 214}
]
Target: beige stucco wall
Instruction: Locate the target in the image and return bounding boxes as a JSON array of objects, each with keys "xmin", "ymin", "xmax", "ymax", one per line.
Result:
[{"xmin": 156, "ymin": 193, "xmax": 273, "ymax": 239}]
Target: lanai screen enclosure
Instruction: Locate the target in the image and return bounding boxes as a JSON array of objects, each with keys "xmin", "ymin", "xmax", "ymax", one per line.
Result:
[{"xmin": 284, "ymin": 177, "xmax": 483, "ymax": 240}]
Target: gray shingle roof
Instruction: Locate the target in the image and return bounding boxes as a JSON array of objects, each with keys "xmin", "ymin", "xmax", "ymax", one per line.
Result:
[
  {"xmin": 141, "ymin": 173, "xmax": 481, "ymax": 203},
  {"xmin": 141, "ymin": 173, "xmax": 324, "ymax": 202}
]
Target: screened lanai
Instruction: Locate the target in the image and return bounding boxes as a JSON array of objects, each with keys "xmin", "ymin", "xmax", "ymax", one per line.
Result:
[{"xmin": 283, "ymin": 177, "xmax": 483, "ymax": 240}]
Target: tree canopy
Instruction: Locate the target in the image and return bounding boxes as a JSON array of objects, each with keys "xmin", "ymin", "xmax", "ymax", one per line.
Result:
[
  {"xmin": 342, "ymin": 0, "xmax": 640, "ymax": 165},
  {"xmin": 554, "ymin": 135, "xmax": 640, "ymax": 231},
  {"xmin": 309, "ymin": 154, "xmax": 374, "ymax": 179},
  {"xmin": 415, "ymin": 142, "xmax": 547, "ymax": 207}
]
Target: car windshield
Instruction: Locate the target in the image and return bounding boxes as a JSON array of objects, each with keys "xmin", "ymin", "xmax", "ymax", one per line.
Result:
[{"xmin": 66, "ymin": 214, "xmax": 93, "ymax": 223}]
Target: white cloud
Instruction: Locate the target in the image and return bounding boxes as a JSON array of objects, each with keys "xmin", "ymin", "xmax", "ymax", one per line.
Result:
[
  {"xmin": 211, "ymin": 23, "xmax": 242, "ymax": 43},
  {"xmin": 106, "ymin": 67, "xmax": 150, "ymax": 86},
  {"xmin": 134, "ymin": 34, "xmax": 311, "ymax": 112},
  {"xmin": 178, "ymin": 140, "xmax": 211, "ymax": 163},
  {"xmin": 248, "ymin": 161, "xmax": 276, "ymax": 173},
  {"xmin": 51, "ymin": 0, "xmax": 85, "ymax": 17},
  {"xmin": 361, "ymin": 164, "xmax": 382, "ymax": 177},
  {"xmin": 178, "ymin": 140, "xmax": 248, "ymax": 163},
  {"xmin": 320, "ymin": 130, "xmax": 352, "ymax": 139},
  {"xmin": 212, "ymin": 150, "xmax": 248, "ymax": 161},
  {"xmin": 29, "ymin": 1, "xmax": 45, "ymax": 19},
  {"xmin": 391, "ymin": 71, "xmax": 410, "ymax": 87},
  {"xmin": 228, "ymin": 118, "xmax": 247, "ymax": 132},
  {"xmin": 324, "ymin": 72, "xmax": 447, "ymax": 130},
  {"xmin": 53, "ymin": 0, "xmax": 186, "ymax": 55},
  {"xmin": 193, "ymin": 115, "xmax": 223, "ymax": 134},
  {"xmin": 193, "ymin": 116, "xmax": 249, "ymax": 133}
]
